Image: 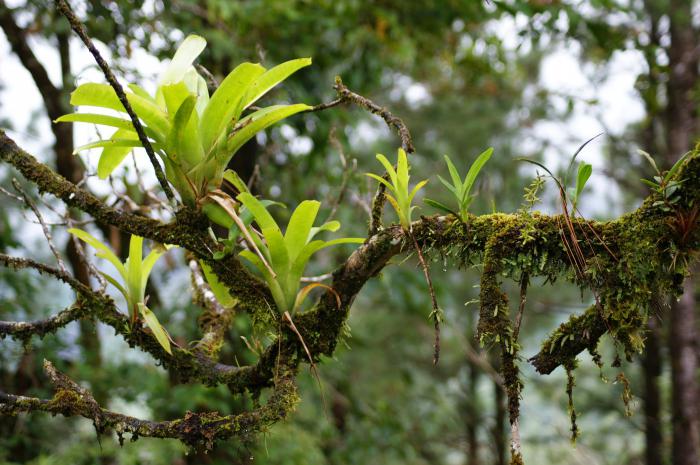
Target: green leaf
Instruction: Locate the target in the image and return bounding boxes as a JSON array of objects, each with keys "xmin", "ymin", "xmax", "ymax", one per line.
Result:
[
  {"xmin": 138, "ymin": 303, "xmax": 172, "ymax": 354},
  {"xmin": 100, "ymin": 272, "xmax": 128, "ymax": 301},
  {"xmin": 200, "ymin": 261, "xmax": 236, "ymax": 307},
  {"xmin": 365, "ymin": 172, "xmax": 394, "ymax": 191},
  {"xmin": 159, "ymin": 34, "xmax": 207, "ymax": 85},
  {"xmin": 309, "ymin": 221, "xmax": 340, "ymax": 241},
  {"xmin": 443, "ymin": 154, "xmax": 462, "ymax": 191},
  {"xmin": 285, "ymin": 200, "xmax": 320, "ymax": 261},
  {"xmin": 96, "ymin": 129, "xmax": 139, "ymax": 179},
  {"xmin": 637, "ymin": 149, "xmax": 659, "ymax": 175},
  {"xmin": 68, "ymin": 228, "xmax": 126, "ymax": 280},
  {"xmin": 408, "ymin": 179, "xmax": 428, "ymax": 203},
  {"xmin": 239, "ymin": 58, "xmax": 312, "ymax": 112},
  {"xmin": 424, "ymin": 198, "xmax": 457, "ymax": 216},
  {"xmin": 73, "ymin": 138, "xmax": 154, "ymax": 154},
  {"xmin": 199, "ymin": 62, "xmax": 266, "ymax": 153},
  {"xmin": 375, "ymin": 153, "xmax": 398, "ymax": 188},
  {"xmin": 237, "ymin": 192, "xmax": 279, "ymax": 231},
  {"xmin": 70, "ymin": 83, "xmax": 170, "ymax": 139},
  {"xmin": 463, "ymin": 147, "xmax": 493, "ymax": 201},
  {"xmin": 127, "ymin": 84, "xmax": 156, "ymax": 102},
  {"xmin": 665, "ymin": 150, "xmax": 692, "ymax": 183},
  {"xmin": 141, "ymin": 244, "xmax": 169, "ymax": 290},
  {"xmin": 436, "ymin": 175, "xmax": 459, "ymax": 198},
  {"xmin": 225, "ymin": 104, "xmax": 311, "ymax": 160},
  {"xmin": 56, "ymin": 113, "xmax": 134, "ymax": 131},
  {"xmin": 223, "ymin": 169, "xmax": 250, "ymax": 193},
  {"xmin": 126, "ymin": 235, "xmax": 144, "ymax": 304},
  {"xmin": 574, "ymin": 162, "xmax": 593, "ymax": 200},
  {"xmin": 166, "ymin": 94, "xmax": 204, "ymax": 166}
]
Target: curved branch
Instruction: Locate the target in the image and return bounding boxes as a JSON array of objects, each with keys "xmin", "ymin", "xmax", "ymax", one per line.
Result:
[
  {"xmin": 0, "ymin": 302, "xmax": 90, "ymax": 340},
  {"xmin": 0, "ymin": 360, "xmax": 298, "ymax": 449}
]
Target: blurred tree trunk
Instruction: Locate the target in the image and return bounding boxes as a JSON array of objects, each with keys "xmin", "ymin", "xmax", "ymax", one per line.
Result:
[
  {"xmin": 492, "ymin": 357, "xmax": 507, "ymax": 465},
  {"xmin": 666, "ymin": 2, "xmax": 700, "ymax": 464},
  {"xmin": 0, "ymin": 6, "xmax": 104, "ymax": 402},
  {"xmin": 466, "ymin": 359, "xmax": 480, "ymax": 465},
  {"xmin": 642, "ymin": 315, "xmax": 663, "ymax": 465}
]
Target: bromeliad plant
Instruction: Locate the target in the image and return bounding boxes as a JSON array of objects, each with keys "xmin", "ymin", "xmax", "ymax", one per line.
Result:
[
  {"xmin": 235, "ymin": 192, "xmax": 364, "ymax": 317},
  {"xmin": 57, "ymin": 35, "xmax": 311, "ymax": 222},
  {"xmin": 424, "ymin": 147, "xmax": 493, "ymax": 222},
  {"xmin": 366, "ymin": 148, "xmax": 428, "ymax": 231},
  {"xmin": 69, "ymin": 228, "xmax": 173, "ymax": 354},
  {"xmin": 639, "ymin": 148, "xmax": 692, "ymax": 208}
]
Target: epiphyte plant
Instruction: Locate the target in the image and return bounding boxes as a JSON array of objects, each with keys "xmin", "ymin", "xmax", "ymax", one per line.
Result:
[
  {"xmin": 57, "ymin": 34, "xmax": 311, "ymax": 216},
  {"xmin": 69, "ymin": 228, "xmax": 173, "ymax": 354},
  {"xmin": 424, "ymin": 147, "xmax": 493, "ymax": 222},
  {"xmin": 235, "ymin": 192, "xmax": 364, "ymax": 316},
  {"xmin": 366, "ymin": 148, "xmax": 428, "ymax": 231},
  {"xmin": 639, "ymin": 148, "xmax": 691, "ymax": 208}
]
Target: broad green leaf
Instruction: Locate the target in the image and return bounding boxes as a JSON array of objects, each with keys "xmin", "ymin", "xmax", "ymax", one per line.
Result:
[
  {"xmin": 225, "ymin": 104, "xmax": 311, "ymax": 159},
  {"xmin": 56, "ymin": 113, "xmax": 135, "ymax": 131},
  {"xmin": 463, "ymin": 147, "xmax": 493, "ymax": 200},
  {"xmin": 68, "ymin": 228, "xmax": 126, "ymax": 279},
  {"xmin": 166, "ymin": 94, "xmax": 204, "ymax": 166},
  {"xmin": 160, "ymin": 81, "xmax": 193, "ymax": 117},
  {"xmin": 309, "ymin": 221, "xmax": 340, "ymax": 241},
  {"xmin": 285, "ymin": 200, "xmax": 320, "ymax": 261},
  {"xmin": 74, "ymin": 138, "xmax": 153, "ymax": 154},
  {"xmin": 183, "ymin": 67, "xmax": 210, "ymax": 115},
  {"xmin": 575, "ymin": 162, "xmax": 593, "ymax": 200},
  {"xmin": 237, "ymin": 192, "xmax": 279, "ymax": 231},
  {"xmin": 138, "ymin": 303, "xmax": 172, "ymax": 354},
  {"xmin": 365, "ymin": 173, "xmax": 394, "ymax": 192},
  {"xmin": 239, "ymin": 58, "xmax": 312, "ymax": 112},
  {"xmin": 223, "ymin": 169, "xmax": 250, "ymax": 194},
  {"xmin": 199, "ymin": 62, "xmax": 266, "ymax": 153},
  {"xmin": 262, "ymin": 226, "xmax": 289, "ymax": 275},
  {"xmin": 200, "ymin": 261, "xmax": 236, "ymax": 307},
  {"xmin": 126, "ymin": 235, "xmax": 144, "ymax": 303},
  {"xmin": 375, "ymin": 153, "xmax": 398, "ymax": 187},
  {"xmin": 396, "ymin": 148, "xmax": 410, "ymax": 192},
  {"xmin": 97, "ymin": 129, "xmax": 139, "ymax": 179},
  {"xmin": 127, "ymin": 83, "xmax": 156, "ymax": 102},
  {"xmin": 71, "ymin": 83, "xmax": 170, "ymax": 139},
  {"xmin": 159, "ymin": 34, "xmax": 207, "ymax": 85},
  {"xmin": 141, "ymin": 244, "xmax": 170, "ymax": 290}
]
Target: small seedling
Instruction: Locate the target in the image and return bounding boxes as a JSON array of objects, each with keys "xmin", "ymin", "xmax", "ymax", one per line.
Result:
[
  {"xmin": 424, "ymin": 147, "xmax": 493, "ymax": 222},
  {"xmin": 366, "ymin": 148, "xmax": 442, "ymax": 364},
  {"xmin": 366, "ymin": 148, "xmax": 427, "ymax": 231},
  {"xmin": 639, "ymin": 148, "xmax": 691, "ymax": 208},
  {"xmin": 69, "ymin": 228, "xmax": 173, "ymax": 354}
]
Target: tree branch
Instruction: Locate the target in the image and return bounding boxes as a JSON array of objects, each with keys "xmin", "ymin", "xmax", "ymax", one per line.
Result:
[{"xmin": 53, "ymin": 0, "xmax": 175, "ymax": 201}]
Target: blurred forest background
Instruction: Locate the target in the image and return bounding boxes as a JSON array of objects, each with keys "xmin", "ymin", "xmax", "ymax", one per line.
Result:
[{"xmin": 0, "ymin": 1, "xmax": 698, "ymax": 464}]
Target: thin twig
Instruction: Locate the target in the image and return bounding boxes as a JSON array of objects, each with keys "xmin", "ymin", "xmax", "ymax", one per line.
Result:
[
  {"xmin": 512, "ymin": 272, "xmax": 529, "ymax": 343},
  {"xmin": 325, "ymin": 127, "xmax": 357, "ymax": 222},
  {"xmin": 409, "ymin": 231, "xmax": 441, "ymax": 365},
  {"xmin": 12, "ymin": 179, "xmax": 68, "ymax": 274},
  {"xmin": 54, "ymin": 0, "xmax": 175, "ymax": 202}
]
